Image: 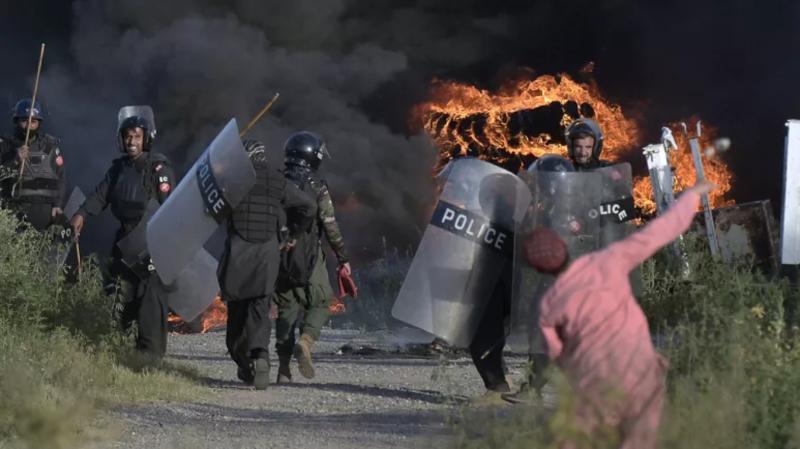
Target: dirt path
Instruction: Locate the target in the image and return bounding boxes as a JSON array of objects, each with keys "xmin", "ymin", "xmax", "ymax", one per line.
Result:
[{"xmin": 106, "ymin": 328, "xmax": 526, "ymax": 449}]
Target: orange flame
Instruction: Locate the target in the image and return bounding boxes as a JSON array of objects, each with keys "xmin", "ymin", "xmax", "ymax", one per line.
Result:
[
  {"xmin": 415, "ymin": 72, "xmax": 733, "ymax": 213},
  {"xmin": 169, "ymin": 294, "xmax": 350, "ymax": 333},
  {"xmin": 414, "ymin": 73, "xmax": 639, "ymax": 171},
  {"xmin": 329, "ymin": 296, "xmax": 347, "ymax": 315},
  {"xmin": 168, "ymin": 296, "xmax": 227, "ymax": 334},
  {"xmin": 199, "ymin": 296, "xmax": 227, "ymax": 332},
  {"xmin": 633, "ymin": 122, "xmax": 734, "ymax": 215}
]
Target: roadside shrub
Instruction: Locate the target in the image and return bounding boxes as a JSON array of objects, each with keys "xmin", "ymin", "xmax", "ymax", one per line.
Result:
[{"xmin": 0, "ymin": 209, "xmax": 199, "ymax": 449}]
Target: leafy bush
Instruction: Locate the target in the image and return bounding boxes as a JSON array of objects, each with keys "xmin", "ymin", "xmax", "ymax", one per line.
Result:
[
  {"xmin": 643, "ymin": 242, "xmax": 800, "ymax": 449},
  {"xmin": 0, "ymin": 209, "xmax": 199, "ymax": 449}
]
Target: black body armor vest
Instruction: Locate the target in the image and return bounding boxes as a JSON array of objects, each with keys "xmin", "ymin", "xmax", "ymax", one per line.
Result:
[
  {"xmin": 15, "ymin": 134, "xmax": 61, "ymax": 202},
  {"xmin": 284, "ymin": 166, "xmax": 322, "ymax": 236},
  {"xmin": 230, "ymin": 160, "xmax": 285, "ymax": 242},
  {"xmin": 108, "ymin": 153, "xmax": 164, "ymax": 228}
]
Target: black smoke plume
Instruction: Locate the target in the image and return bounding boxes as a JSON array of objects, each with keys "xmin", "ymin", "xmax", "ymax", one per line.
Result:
[{"xmin": 1, "ymin": 0, "xmax": 797, "ymax": 259}]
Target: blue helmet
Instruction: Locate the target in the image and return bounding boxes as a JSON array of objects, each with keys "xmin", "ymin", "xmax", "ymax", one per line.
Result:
[{"xmin": 12, "ymin": 98, "xmax": 45, "ymax": 122}]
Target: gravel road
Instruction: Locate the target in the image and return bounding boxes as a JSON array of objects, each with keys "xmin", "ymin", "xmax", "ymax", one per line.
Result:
[{"xmin": 105, "ymin": 327, "xmax": 528, "ymax": 449}]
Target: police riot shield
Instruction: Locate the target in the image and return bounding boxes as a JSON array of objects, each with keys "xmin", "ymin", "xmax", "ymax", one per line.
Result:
[
  {"xmin": 116, "ymin": 200, "xmax": 219, "ymax": 320},
  {"xmin": 595, "ymin": 163, "xmax": 636, "ymax": 247},
  {"xmin": 62, "ymin": 187, "xmax": 86, "ymax": 220},
  {"xmin": 595, "ymin": 163, "xmax": 642, "ymax": 295},
  {"xmin": 391, "ymin": 159, "xmax": 530, "ymax": 348},
  {"xmin": 508, "ymin": 171, "xmax": 602, "ymax": 353},
  {"xmin": 116, "ymin": 200, "xmax": 160, "ymax": 279},
  {"xmin": 146, "ymin": 119, "xmax": 256, "ymax": 284},
  {"xmin": 117, "ymin": 106, "xmax": 156, "ymax": 139},
  {"xmin": 163, "ymin": 247, "xmax": 220, "ymax": 322}
]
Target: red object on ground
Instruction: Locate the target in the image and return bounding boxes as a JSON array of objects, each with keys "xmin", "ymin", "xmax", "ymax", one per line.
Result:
[{"xmin": 538, "ymin": 190, "xmax": 701, "ymax": 449}]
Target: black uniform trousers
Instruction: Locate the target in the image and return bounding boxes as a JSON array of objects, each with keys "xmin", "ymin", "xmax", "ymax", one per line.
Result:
[
  {"xmin": 218, "ymin": 234, "xmax": 280, "ymax": 370},
  {"xmin": 468, "ymin": 275, "xmax": 512, "ymax": 392},
  {"xmin": 11, "ymin": 200, "xmax": 55, "ymax": 231},
  {"xmin": 111, "ymin": 248, "xmax": 169, "ymax": 358},
  {"xmin": 225, "ymin": 297, "xmax": 271, "ymax": 370}
]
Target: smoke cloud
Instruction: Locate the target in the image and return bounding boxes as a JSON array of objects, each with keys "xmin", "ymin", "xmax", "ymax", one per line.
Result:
[{"xmin": 1, "ymin": 0, "xmax": 798, "ymax": 259}]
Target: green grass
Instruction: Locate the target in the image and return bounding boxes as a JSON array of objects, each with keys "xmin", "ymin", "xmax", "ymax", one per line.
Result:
[
  {"xmin": 447, "ymin": 236, "xmax": 800, "ymax": 449},
  {"xmin": 0, "ymin": 210, "xmax": 202, "ymax": 449}
]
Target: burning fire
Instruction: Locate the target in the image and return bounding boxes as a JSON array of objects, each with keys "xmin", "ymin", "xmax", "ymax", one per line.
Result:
[
  {"xmin": 633, "ymin": 122, "xmax": 734, "ymax": 216},
  {"xmin": 415, "ymin": 71, "xmax": 733, "ymax": 213},
  {"xmin": 329, "ymin": 296, "xmax": 347, "ymax": 315},
  {"xmin": 415, "ymin": 72, "xmax": 639, "ymax": 171},
  {"xmin": 168, "ymin": 296, "xmax": 227, "ymax": 334},
  {"xmin": 168, "ymin": 295, "xmax": 348, "ymax": 334}
]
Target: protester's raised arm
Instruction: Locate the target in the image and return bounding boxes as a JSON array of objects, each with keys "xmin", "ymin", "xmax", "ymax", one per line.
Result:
[{"xmin": 601, "ymin": 182, "xmax": 713, "ymax": 273}]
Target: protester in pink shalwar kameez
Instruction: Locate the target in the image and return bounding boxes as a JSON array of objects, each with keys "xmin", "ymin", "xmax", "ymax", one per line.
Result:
[{"xmin": 525, "ymin": 183, "xmax": 713, "ymax": 449}]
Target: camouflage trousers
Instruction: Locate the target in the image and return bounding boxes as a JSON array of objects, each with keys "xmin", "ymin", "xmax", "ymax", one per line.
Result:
[{"xmin": 273, "ymin": 247, "xmax": 334, "ymax": 357}]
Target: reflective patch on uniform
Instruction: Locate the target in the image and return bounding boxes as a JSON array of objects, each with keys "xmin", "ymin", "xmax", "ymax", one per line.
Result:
[
  {"xmin": 55, "ymin": 155, "xmax": 64, "ymax": 166},
  {"xmin": 322, "ymin": 216, "xmax": 337, "ymax": 224},
  {"xmin": 159, "ymin": 182, "xmax": 170, "ymax": 193}
]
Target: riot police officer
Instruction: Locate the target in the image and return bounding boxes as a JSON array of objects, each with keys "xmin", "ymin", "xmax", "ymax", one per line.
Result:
[
  {"xmin": 218, "ymin": 139, "xmax": 316, "ymax": 390},
  {"xmin": 464, "ymin": 171, "xmax": 531, "ymax": 405},
  {"xmin": 274, "ymin": 131, "xmax": 350, "ymax": 383},
  {"xmin": 565, "ymin": 118, "xmax": 611, "ymax": 171},
  {"xmin": 502, "ymin": 155, "xmax": 580, "ymax": 404},
  {"xmin": 0, "ymin": 99, "xmax": 66, "ymax": 231},
  {"xmin": 70, "ymin": 107, "xmax": 174, "ymax": 361},
  {"xmin": 566, "ymin": 116, "xmax": 644, "ymax": 301}
]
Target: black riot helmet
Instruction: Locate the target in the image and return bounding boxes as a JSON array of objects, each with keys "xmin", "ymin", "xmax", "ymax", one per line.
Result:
[
  {"xmin": 117, "ymin": 106, "xmax": 156, "ymax": 152},
  {"xmin": 565, "ymin": 118, "xmax": 604, "ymax": 162},
  {"xmin": 12, "ymin": 98, "xmax": 45, "ymax": 122},
  {"xmin": 527, "ymin": 154, "xmax": 576, "ymax": 199},
  {"xmin": 284, "ymin": 131, "xmax": 329, "ymax": 171},
  {"xmin": 118, "ymin": 115, "xmax": 155, "ymax": 152},
  {"xmin": 527, "ymin": 154, "xmax": 576, "ymax": 174}
]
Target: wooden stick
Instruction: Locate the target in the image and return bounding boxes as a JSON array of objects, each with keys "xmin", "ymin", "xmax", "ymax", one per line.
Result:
[
  {"xmin": 239, "ymin": 93, "xmax": 280, "ymax": 137},
  {"xmin": 75, "ymin": 241, "xmax": 82, "ymax": 275},
  {"xmin": 13, "ymin": 43, "xmax": 46, "ymax": 197}
]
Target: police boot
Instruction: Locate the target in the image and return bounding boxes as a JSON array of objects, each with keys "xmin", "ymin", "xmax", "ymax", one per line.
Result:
[
  {"xmin": 237, "ymin": 365, "xmax": 254, "ymax": 385},
  {"xmin": 277, "ymin": 354, "xmax": 292, "ymax": 383},
  {"xmin": 294, "ymin": 333, "xmax": 316, "ymax": 379},
  {"xmin": 250, "ymin": 350, "xmax": 269, "ymax": 390},
  {"xmin": 252, "ymin": 352, "xmax": 270, "ymax": 391}
]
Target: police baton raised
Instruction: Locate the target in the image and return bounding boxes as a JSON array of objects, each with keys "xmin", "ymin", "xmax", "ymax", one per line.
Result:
[
  {"xmin": 239, "ymin": 93, "xmax": 280, "ymax": 138},
  {"xmin": 12, "ymin": 43, "xmax": 46, "ymax": 198}
]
